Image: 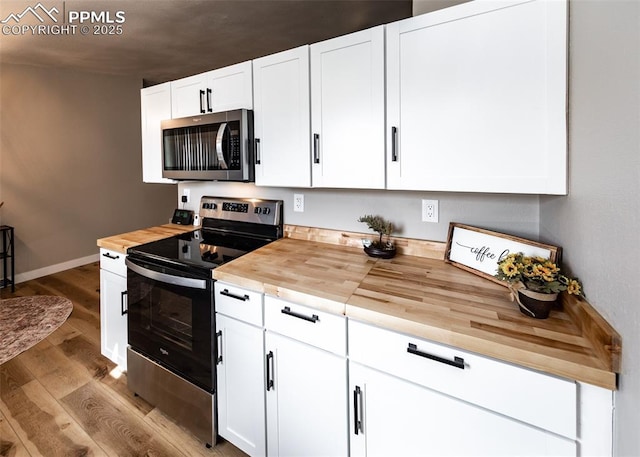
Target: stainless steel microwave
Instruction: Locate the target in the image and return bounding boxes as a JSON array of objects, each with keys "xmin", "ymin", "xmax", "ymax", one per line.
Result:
[{"xmin": 161, "ymin": 109, "xmax": 254, "ymax": 181}]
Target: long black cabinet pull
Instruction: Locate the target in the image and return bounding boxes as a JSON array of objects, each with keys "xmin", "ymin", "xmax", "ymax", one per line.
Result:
[
  {"xmin": 281, "ymin": 306, "xmax": 319, "ymax": 323},
  {"xmin": 199, "ymin": 90, "xmax": 206, "ymax": 114},
  {"xmin": 216, "ymin": 331, "xmax": 223, "ymax": 364},
  {"xmin": 102, "ymin": 252, "xmax": 119, "ymax": 260},
  {"xmin": 255, "ymin": 138, "xmax": 261, "ymax": 165},
  {"xmin": 353, "ymin": 386, "xmax": 363, "ymax": 435},
  {"xmin": 120, "ymin": 291, "xmax": 128, "ymax": 316},
  {"xmin": 407, "ymin": 343, "xmax": 465, "ymax": 370},
  {"xmin": 220, "ymin": 289, "xmax": 250, "ymax": 301},
  {"xmin": 313, "ymin": 133, "xmax": 320, "ymax": 164},
  {"xmin": 266, "ymin": 351, "xmax": 274, "ymax": 391},
  {"xmin": 206, "ymin": 88, "xmax": 213, "ymax": 112},
  {"xmin": 391, "ymin": 126, "xmax": 398, "ymax": 162}
]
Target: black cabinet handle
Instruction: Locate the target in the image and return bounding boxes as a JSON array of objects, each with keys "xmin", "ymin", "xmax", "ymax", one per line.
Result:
[
  {"xmin": 216, "ymin": 330, "xmax": 223, "ymax": 364},
  {"xmin": 206, "ymin": 88, "xmax": 213, "ymax": 112},
  {"xmin": 281, "ymin": 306, "xmax": 319, "ymax": 323},
  {"xmin": 220, "ymin": 289, "xmax": 249, "ymax": 301},
  {"xmin": 255, "ymin": 138, "xmax": 261, "ymax": 165},
  {"xmin": 199, "ymin": 89, "xmax": 206, "ymax": 114},
  {"xmin": 353, "ymin": 386, "xmax": 363, "ymax": 435},
  {"xmin": 266, "ymin": 351, "xmax": 274, "ymax": 391},
  {"xmin": 102, "ymin": 252, "xmax": 119, "ymax": 260},
  {"xmin": 407, "ymin": 343, "xmax": 465, "ymax": 369},
  {"xmin": 313, "ymin": 133, "xmax": 320, "ymax": 164},
  {"xmin": 120, "ymin": 291, "xmax": 128, "ymax": 315},
  {"xmin": 391, "ymin": 126, "xmax": 398, "ymax": 162}
]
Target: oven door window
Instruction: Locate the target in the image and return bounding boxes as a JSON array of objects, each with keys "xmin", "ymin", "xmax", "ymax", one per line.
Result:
[
  {"xmin": 127, "ymin": 258, "xmax": 214, "ymax": 392},
  {"xmin": 145, "ymin": 283, "xmax": 195, "ymax": 350}
]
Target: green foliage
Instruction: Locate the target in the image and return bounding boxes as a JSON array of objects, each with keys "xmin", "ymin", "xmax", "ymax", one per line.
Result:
[{"xmin": 358, "ymin": 215, "xmax": 395, "ymax": 247}]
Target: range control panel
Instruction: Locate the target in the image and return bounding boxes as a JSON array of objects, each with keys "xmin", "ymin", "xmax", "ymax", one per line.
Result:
[{"xmin": 199, "ymin": 196, "xmax": 282, "ymax": 226}]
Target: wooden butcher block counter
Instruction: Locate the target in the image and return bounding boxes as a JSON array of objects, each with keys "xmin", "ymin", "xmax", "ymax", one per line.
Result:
[
  {"xmin": 214, "ymin": 228, "xmax": 621, "ymax": 390},
  {"xmin": 97, "ymin": 223, "xmax": 196, "ymax": 254}
]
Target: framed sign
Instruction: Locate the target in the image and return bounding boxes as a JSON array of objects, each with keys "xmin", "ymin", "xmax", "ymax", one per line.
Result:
[{"xmin": 445, "ymin": 223, "xmax": 561, "ymax": 286}]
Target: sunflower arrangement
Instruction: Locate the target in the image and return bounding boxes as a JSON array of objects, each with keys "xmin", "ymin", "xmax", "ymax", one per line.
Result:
[{"xmin": 495, "ymin": 252, "xmax": 583, "ymax": 296}]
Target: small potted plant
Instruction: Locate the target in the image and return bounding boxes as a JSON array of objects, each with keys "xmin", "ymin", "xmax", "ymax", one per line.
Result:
[
  {"xmin": 495, "ymin": 252, "xmax": 583, "ymax": 319},
  {"xmin": 358, "ymin": 215, "xmax": 396, "ymax": 259}
]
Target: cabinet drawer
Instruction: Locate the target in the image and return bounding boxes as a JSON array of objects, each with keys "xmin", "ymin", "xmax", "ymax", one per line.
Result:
[
  {"xmin": 265, "ymin": 296, "xmax": 346, "ymax": 356},
  {"xmin": 99, "ymin": 248, "xmax": 126, "ymax": 277},
  {"xmin": 348, "ymin": 320, "xmax": 577, "ymax": 439},
  {"xmin": 215, "ymin": 282, "xmax": 263, "ymax": 326}
]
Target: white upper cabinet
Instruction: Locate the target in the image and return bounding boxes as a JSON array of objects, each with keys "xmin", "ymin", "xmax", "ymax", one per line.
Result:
[
  {"xmin": 170, "ymin": 61, "xmax": 253, "ymax": 118},
  {"xmin": 140, "ymin": 82, "xmax": 175, "ymax": 184},
  {"xmin": 386, "ymin": 0, "xmax": 568, "ymax": 194},
  {"xmin": 253, "ymin": 46, "xmax": 311, "ymax": 187},
  {"xmin": 310, "ymin": 26, "xmax": 386, "ymax": 189}
]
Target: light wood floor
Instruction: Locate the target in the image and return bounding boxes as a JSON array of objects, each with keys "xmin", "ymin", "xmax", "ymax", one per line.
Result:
[{"xmin": 0, "ymin": 262, "xmax": 247, "ymax": 457}]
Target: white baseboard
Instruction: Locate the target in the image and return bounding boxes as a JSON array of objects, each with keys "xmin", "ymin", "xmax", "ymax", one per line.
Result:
[{"xmin": 15, "ymin": 254, "xmax": 100, "ymax": 284}]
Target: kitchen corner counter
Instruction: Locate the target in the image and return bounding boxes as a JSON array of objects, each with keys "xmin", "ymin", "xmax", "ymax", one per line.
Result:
[
  {"xmin": 96, "ymin": 223, "xmax": 196, "ymax": 254},
  {"xmin": 214, "ymin": 234, "xmax": 621, "ymax": 390}
]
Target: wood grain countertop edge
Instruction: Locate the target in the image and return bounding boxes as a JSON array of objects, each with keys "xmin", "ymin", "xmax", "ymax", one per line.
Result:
[{"xmin": 345, "ymin": 304, "xmax": 617, "ymax": 390}]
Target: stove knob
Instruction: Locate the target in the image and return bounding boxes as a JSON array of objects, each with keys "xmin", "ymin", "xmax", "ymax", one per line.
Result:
[
  {"xmin": 254, "ymin": 207, "xmax": 262, "ymax": 214},
  {"xmin": 263, "ymin": 207, "xmax": 271, "ymax": 215}
]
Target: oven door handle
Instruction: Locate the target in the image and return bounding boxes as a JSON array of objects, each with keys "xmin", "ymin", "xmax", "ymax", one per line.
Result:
[{"xmin": 125, "ymin": 258, "xmax": 208, "ymax": 290}]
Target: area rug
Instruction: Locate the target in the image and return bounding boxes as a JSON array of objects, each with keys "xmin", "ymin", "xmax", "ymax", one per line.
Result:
[{"xmin": 0, "ymin": 296, "xmax": 73, "ymax": 365}]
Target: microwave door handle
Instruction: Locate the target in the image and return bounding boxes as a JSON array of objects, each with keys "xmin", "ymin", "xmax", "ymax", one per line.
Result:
[
  {"xmin": 216, "ymin": 122, "xmax": 229, "ymax": 170},
  {"xmin": 125, "ymin": 258, "xmax": 207, "ymax": 290}
]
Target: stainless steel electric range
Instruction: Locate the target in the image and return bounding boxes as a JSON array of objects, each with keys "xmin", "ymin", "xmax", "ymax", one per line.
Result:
[{"xmin": 125, "ymin": 196, "xmax": 283, "ymax": 447}]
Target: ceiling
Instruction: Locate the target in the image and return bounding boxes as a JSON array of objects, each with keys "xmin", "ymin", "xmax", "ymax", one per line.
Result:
[{"xmin": 0, "ymin": 0, "xmax": 414, "ymax": 84}]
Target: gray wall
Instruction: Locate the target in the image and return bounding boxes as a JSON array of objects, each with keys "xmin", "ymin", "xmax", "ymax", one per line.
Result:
[
  {"xmin": 0, "ymin": 64, "xmax": 176, "ymax": 276},
  {"xmin": 540, "ymin": 1, "xmax": 640, "ymax": 456},
  {"xmin": 177, "ymin": 182, "xmax": 540, "ymax": 242}
]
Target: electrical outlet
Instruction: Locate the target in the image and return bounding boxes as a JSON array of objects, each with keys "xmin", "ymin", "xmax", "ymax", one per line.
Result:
[
  {"xmin": 422, "ymin": 199, "xmax": 439, "ymax": 223},
  {"xmin": 182, "ymin": 188, "xmax": 191, "ymax": 204},
  {"xmin": 293, "ymin": 194, "xmax": 304, "ymax": 212}
]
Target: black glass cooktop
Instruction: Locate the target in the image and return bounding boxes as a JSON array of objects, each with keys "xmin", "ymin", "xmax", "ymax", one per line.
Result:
[{"xmin": 127, "ymin": 229, "xmax": 271, "ymax": 273}]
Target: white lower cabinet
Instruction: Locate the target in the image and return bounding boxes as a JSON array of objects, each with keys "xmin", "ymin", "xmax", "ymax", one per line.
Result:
[
  {"xmin": 214, "ymin": 283, "xmax": 266, "ymax": 457},
  {"xmin": 348, "ymin": 320, "xmax": 577, "ymax": 457},
  {"xmin": 99, "ymin": 249, "xmax": 128, "ymax": 370},
  {"xmin": 213, "ymin": 280, "xmax": 612, "ymax": 457},
  {"xmin": 216, "ymin": 313, "xmax": 266, "ymax": 456},
  {"xmin": 349, "ymin": 362, "xmax": 575, "ymax": 457},
  {"xmin": 265, "ymin": 296, "xmax": 349, "ymax": 457}
]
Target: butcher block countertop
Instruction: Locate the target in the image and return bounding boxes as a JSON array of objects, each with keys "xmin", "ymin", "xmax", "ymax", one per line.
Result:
[
  {"xmin": 214, "ymin": 227, "xmax": 621, "ymax": 390},
  {"xmin": 96, "ymin": 223, "xmax": 620, "ymax": 389},
  {"xmin": 96, "ymin": 223, "xmax": 196, "ymax": 253}
]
